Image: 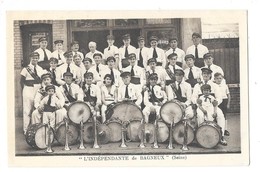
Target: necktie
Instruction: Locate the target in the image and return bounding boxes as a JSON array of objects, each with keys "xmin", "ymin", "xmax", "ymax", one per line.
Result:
[
  {"xmin": 195, "ymin": 46, "xmax": 198, "ymax": 59},
  {"xmin": 96, "ymin": 64, "xmax": 99, "ymax": 73},
  {"xmin": 66, "ymin": 64, "xmax": 71, "ymax": 73},
  {"xmin": 138, "ymin": 48, "xmax": 144, "ymax": 67},
  {"xmin": 208, "ymin": 65, "xmax": 211, "ymax": 69},
  {"xmin": 87, "ymin": 85, "xmax": 91, "ymax": 98},
  {"xmin": 125, "ymin": 85, "xmax": 129, "ymax": 98},
  {"xmin": 47, "ymin": 95, "xmax": 52, "ymax": 106},
  {"xmin": 172, "ymin": 48, "xmax": 176, "ymax": 53},
  {"xmin": 152, "ymin": 69, "xmax": 155, "ymax": 74},
  {"xmin": 173, "ymin": 65, "xmax": 176, "ymax": 73},
  {"xmin": 75, "ymin": 51, "xmax": 77, "ymax": 55},
  {"xmin": 153, "ymin": 48, "xmax": 158, "ymax": 58},
  {"xmin": 43, "ymin": 49, "xmax": 48, "ymax": 61},
  {"xmin": 52, "ymin": 69, "xmax": 56, "ymax": 81},
  {"xmin": 177, "ymin": 82, "xmax": 182, "ymax": 100},
  {"xmin": 131, "ymin": 66, "xmax": 135, "ymax": 76},
  {"xmin": 110, "ymin": 68, "xmax": 115, "ymax": 83},
  {"xmin": 68, "ymin": 85, "xmax": 73, "ymax": 97},
  {"xmin": 204, "ymin": 95, "xmax": 211, "ymax": 102},
  {"xmin": 34, "ymin": 66, "xmax": 38, "ymax": 76},
  {"xmin": 125, "ymin": 46, "xmax": 129, "ymax": 58},
  {"xmin": 188, "ymin": 67, "xmax": 194, "ymax": 79},
  {"xmin": 108, "ymin": 46, "xmax": 111, "ymax": 51},
  {"xmin": 58, "ymin": 53, "xmax": 61, "ymax": 60},
  {"xmin": 151, "ymin": 86, "xmax": 156, "ymax": 101}
]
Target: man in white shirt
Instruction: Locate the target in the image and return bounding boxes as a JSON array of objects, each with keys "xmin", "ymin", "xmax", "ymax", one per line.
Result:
[
  {"xmin": 136, "ymin": 36, "xmax": 149, "ymax": 69},
  {"xmin": 34, "ymin": 37, "xmax": 52, "ymax": 70},
  {"xmin": 147, "ymin": 36, "xmax": 166, "ymax": 68},
  {"xmin": 81, "ymin": 58, "xmax": 101, "ymax": 85},
  {"xmin": 91, "ymin": 53, "xmax": 109, "ymax": 78},
  {"xmin": 71, "ymin": 41, "xmax": 84, "ymax": 60},
  {"xmin": 51, "ymin": 40, "xmax": 66, "ymax": 66},
  {"xmin": 118, "ymin": 34, "xmax": 137, "ymax": 71},
  {"xmin": 103, "ymin": 35, "xmax": 119, "ymax": 66},
  {"xmin": 165, "ymin": 53, "xmax": 182, "ymax": 86},
  {"xmin": 85, "ymin": 41, "xmax": 104, "ymax": 65},
  {"xmin": 186, "ymin": 32, "xmax": 209, "ymax": 68},
  {"xmin": 165, "ymin": 37, "xmax": 185, "ymax": 68}
]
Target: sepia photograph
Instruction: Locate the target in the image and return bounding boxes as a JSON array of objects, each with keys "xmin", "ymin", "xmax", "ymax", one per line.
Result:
[{"xmin": 7, "ymin": 10, "xmax": 248, "ymax": 167}]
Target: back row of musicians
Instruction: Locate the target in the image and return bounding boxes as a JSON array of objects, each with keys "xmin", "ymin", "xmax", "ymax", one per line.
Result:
[{"xmin": 20, "ymin": 33, "xmax": 230, "ymax": 146}]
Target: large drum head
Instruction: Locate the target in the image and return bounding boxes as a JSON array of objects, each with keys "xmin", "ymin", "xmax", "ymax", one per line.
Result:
[
  {"xmin": 126, "ymin": 120, "xmax": 141, "ymax": 142},
  {"xmin": 173, "ymin": 121, "xmax": 195, "ymax": 145},
  {"xmin": 97, "ymin": 124, "xmax": 111, "ymax": 144},
  {"xmin": 138, "ymin": 123, "xmax": 155, "ymax": 144},
  {"xmin": 83, "ymin": 120, "xmax": 101, "ymax": 143},
  {"xmin": 157, "ymin": 121, "xmax": 169, "ymax": 143},
  {"xmin": 111, "ymin": 102, "xmax": 143, "ymax": 122},
  {"xmin": 55, "ymin": 121, "xmax": 79, "ymax": 146},
  {"xmin": 160, "ymin": 101, "xmax": 183, "ymax": 124},
  {"xmin": 196, "ymin": 121, "xmax": 221, "ymax": 149},
  {"xmin": 67, "ymin": 101, "xmax": 91, "ymax": 124},
  {"xmin": 106, "ymin": 119, "xmax": 122, "ymax": 142}
]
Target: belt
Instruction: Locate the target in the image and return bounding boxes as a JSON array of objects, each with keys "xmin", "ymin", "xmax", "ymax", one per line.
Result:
[{"xmin": 24, "ymin": 80, "xmax": 37, "ymax": 87}]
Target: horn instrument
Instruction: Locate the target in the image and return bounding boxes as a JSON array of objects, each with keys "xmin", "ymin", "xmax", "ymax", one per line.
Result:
[
  {"xmin": 138, "ymin": 116, "xmax": 146, "ymax": 148},
  {"xmin": 152, "ymin": 115, "xmax": 159, "ymax": 148},
  {"xmin": 167, "ymin": 120, "xmax": 175, "ymax": 149},
  {"xmin": 45, "ymin": 119, "xmax": 54, "ymax": 153},
  {"xmin": 93, "ymin": 112, "xmax": 100, "ymax": 148},
  {"xmin": 181, "ymin": 118, "xmax": 189, "ymax": 151},
  {"xmin": 78, "ymin": 117, "xmax": 86, "ymax": 149},
  {"xmin": 119, "ymin": 121, "xmax": 128, "ymax": 148},
  {"xmin": 63, "ymin": 118, "xmax": 71, "ymax": 151}
]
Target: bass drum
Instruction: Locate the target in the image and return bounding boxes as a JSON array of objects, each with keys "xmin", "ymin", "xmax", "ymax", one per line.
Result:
[
  {"xmin": 67, "ymin": 101, "xmax": 91, "ymax": 124},
  {"xmin": 173, "ymin": 120, "xmax": 195, "ymax": 145},
  {"xmin": 195, "ymin": 121, "xmax": 222, "ymax": 149},
  {"xmin": 82, "ymin": 119, "xmax": 101, "ymax": 143},
  {"xmin": 160, "ymin": 100, "xmax": 184, "ymax": 124},
  {"xmin": 126, "ymin": 119, "xmax": 141, "ymax": 142},
  {"xmin": 137, "ymin": 123, "xmax": 155, "ymax": 144},
  {"xmin": 25, "ymin": 123, "xmax": 54, "ymax": 149},
  {"xmin": 107, "ymin": 101, "xmax": 143, "ymax": 122},
  {"xmin": 55, "ymin": 121, "xmax": 79, "ymax": 146},
  {"xmin": 157, "ymin": 121, "xmax": 169, "ymax": 143},
  {"xmin": 105, "ymin": 118, "xmax": 122, "ymax": 142}
]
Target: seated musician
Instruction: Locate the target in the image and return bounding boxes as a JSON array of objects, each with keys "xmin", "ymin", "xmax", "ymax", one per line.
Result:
[
  {"xmin": 192, "ymin": 67, "xmax": 227, "ymax": 145},
  {"xmin": 81, "ymin": 57, "xmax": 101, "ymax": 86},
  {"xmin": 165, "ymin": 53, "xmax": 182, "ymax": 86},
  {"xmin": 118, "ymin": 71, "xmax": 142, "ymax": 107},
  {"xmin": 122, "ymin": 53, "xmax": 146, "ymax": 92},
  {"xmin": 166, "ymin": 69, "xmax": 194, "ymax": 119},
  {"xmin": 31, "ymin": 73, "xmax": 66, "ymax": 125},
  {"xmin": 101, "ymin": 74, "xmax": 118, "ymax": 123},
  {"xmin": 39, "ymin": 85, "xmax": 61, "ymax": 128},
  {"xmin": 183, "ymin": 54, "xmax": 202, "ymax": 88},
  {"xmin": 82, "ymin": 72, "xmax": 102, "ymax": 117},
  {"xmin": 60, "ymin": 71, "xmax": 84, "ymax": 109},
  {"xmin": 143, "ymin": 73, "xmax": 167, "ymax": 123}
]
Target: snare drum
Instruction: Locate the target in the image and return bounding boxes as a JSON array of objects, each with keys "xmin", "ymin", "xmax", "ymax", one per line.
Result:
[
  {"xmin": 67, "ymin": 101, "xmax": 91, "ymax": 124},
  {"xmin": 195, "ymin": 121, "xmax": 222, "ymax": 148},
  {"xmin": 160, "ymin": 100, "xmax": 184, "ymax": 124},
  {"xmin": 105, "ymin": 118, "xmax": 122, "ymax": 142},
  {"xmin": 25, "ymin": 123, "xmax": 54, "ymax": 149},
  {"xmin": 173, "ymin": 120, "xmax": 195, "ymax": 145},
  {"xmin": 55, "ymin": 121, "xmax": 79, "ymax": 146},
  {"xmin": 126, "ymin": 119, "xmax": 141, "ymax": 142}
]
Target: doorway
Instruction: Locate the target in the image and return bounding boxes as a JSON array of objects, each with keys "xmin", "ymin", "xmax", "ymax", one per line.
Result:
[{"xmin": 112, "ymin": 29, "xmax": 141, "ymax": 48}]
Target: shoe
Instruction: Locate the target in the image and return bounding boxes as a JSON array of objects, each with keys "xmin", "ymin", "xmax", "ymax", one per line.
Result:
[
  {"xmin": 224, "ymin": 130, "xmax": 230, "ymax": 136},
  {"xmin": 220, "ymin": 137, "xmax": 227, "ymax": 146}
]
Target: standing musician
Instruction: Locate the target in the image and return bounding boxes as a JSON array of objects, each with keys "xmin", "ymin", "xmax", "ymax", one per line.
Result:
[
  {"xmin": 85, "ymin": 42, "xmax": 104, "ymax": 65},
  {"xmin": 103, "ymin": 35, "xmax": 119, "ymax": 66},
  {"xmin": 34, "ymin": 37, "xmax": 52, "ymax": 64},
  {"xmin": 118, "ymin": 71, "xmax": 142, "ymax": 107},
  {"xmin": 71, "ymin": 41, "xmax": 84, "ymax": 60},
  {"xmin": 31, "ymin": 73, "xmax": 66, "ymax": 125},
  {"xmin": 60, "ymin": 72, "xmax": 84, "ymax": 109},
  {"xmin": 165, "ymin": 53, "xmax": 182, "ymax": 86},
  {"xmin": 47, "ymin": 57, "xmax": 59, "ymax": 86},
  {"xmin": 165, "ymin": 37, "xmax": 186, "ymax": 68},
  {"xmin": 118, "ymin": 34, "xmax": 137, "ymax": 71},
  {"xmin": 183, "ymin": 54, "xmax": 202, "ymax": 88},
  {"xmin": 82, "ymin": 72, "xmax": 102, "ymax": 117},
  {"xmin": 166, "ymin": 69, "xmax": 194, "ymax": 119},
  {"xmin": 136, "ymin": 36, "xmax": 149, "ymax": 69},
  {"xmin": 56, "ymin": 51, "xmax": 81, "ymax": 86},
  {"xmin": 101, "ymin": 74, "xmax": 118, "ymax": 123},
  {"xmin": 147, "ymin": 36, "xmax": 166, "ymax": 68},
  {"xmin": 143, "ymin": 73, "xmax": 167, "ymax": 123},
  {"xmin": 20, "ymin": 52, "xmax": 46, "ymax": 134},
  {"xmin": 81, "ymin": 57, "xmax": 101, "ymax": 86},
  {"xmin": 51, "ymin": 40, "xmax": 66, "ymax": 66}
]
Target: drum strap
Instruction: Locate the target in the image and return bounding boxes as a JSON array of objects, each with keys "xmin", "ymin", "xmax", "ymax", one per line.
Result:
[
  {"xmin": 170, "ymin": 83, "xmax": 187, "ymax": 102},
  {"xmin": 26, "ymin": 66, "xmax": 41, "ymax": 84},
  {"xmin": 165, "ymin": 67, "xmax": 176, "ymax": 82},
  {"xmin": 63, "ymin": 85, "xmax": 77, "ymax": 103}
]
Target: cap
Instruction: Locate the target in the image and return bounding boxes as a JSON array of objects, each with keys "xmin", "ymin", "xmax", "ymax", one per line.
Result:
[
  {"xmin": 122, "ymin": 34, "xmax": 130, "ymax": 40},
  {"xmin": 82, "ymin": 57, "xmax": 92, "ymax": 63},
  {"xmin": 203, "ymin": 53, "xmax": 213, "ymax": 59},
  {"xmin": 29, "ymin": 52, "xmax": 40, "ymax": 58},
  {"xmin": 169, "ymin": 37, "xmax": 178, "ymax": 42},
  {"xmin": 192, "ymin": 32, "xmax": 201, "ymax": 38},
  {"xmin": 54, "ymin": 40, "xmax": 64, "ymax": 44},
  {"xmin": 185, "ymin": 54, "xmax": 195, "ymax": 61},
  {"xmin": 93, "ymin": 53, "xmax": 102, "ymax": 58},
  {"xmin": 148, "ymin": 73, "xmax": 158, "ymax": 80},
  {"xmin": 201, "ymin": 67, "xmax": 213, "ymax": 74},
  {"xmin": 49, "ymin": 57, "xmax": 58, "ymax": 63},
  {"xmin": 167, "ymin": 53, "xmax": 178, "ymax": 59},
  {"xmin": 107, "ymin": 56, "xmax": 116, "ymax": 62},
  {"xmin": 137, "ymin": 36, "xmax": 145, "ymax": 41},
  {"xmin": 45, "ymin": 85, "xmax": 55, "ymax": 92},
  {"xmin": 63, "ymin": 51, "xmax": 73, "ymax": 58},
  {"xmin": 84, "ymin": 72, "xmax": 93, "ymax": 78},
  {"xmin": 41, "ymin": 73, "xmax": 52, "ymax": 80},
  {"xmin": 149, "ymin": 35, "xmax": 158, "ymax": 42},
  {"xmin": 147, "ymin": 58, "xmax": 157, "ymax": 64},
  {"xmin": 201, "ymin": 84, "xmax": 211, "ymax": 91},
  {"xmin": 120, "ymin": 71, "xmax": 131, "ymax": 78},
  {"xmin": 39, "ymin": 37, "xmax": 47, "ymax": 42},
  {"xmin": 70, "ymin": 41, "xmax": 79, "ymax": 46},
  {"xmin": 63, "ymin": 71, "xmax": 73, "ymax": 78},
  {"xmin": 175, "ymin": 69, "xmax": 185, "ymax": 76},
  {"xmin": 104, "ymin": 74, "xmax": 113, "ymax": 80},
  {"xmin": 128, "ymin": 53, "xmax": 136, "ymax": 59},
  {"xmin": 107, "ymin": 35, "xmax": 115, "ymax": 40}
]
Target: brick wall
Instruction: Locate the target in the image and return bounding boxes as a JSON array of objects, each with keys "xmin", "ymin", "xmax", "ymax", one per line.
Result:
[
  {"xmin": 229, "ymin": 86, "xmax": 240, "ymax": 113},
  {"xmin": 52, "ymin": 20, "xmax": 68, "ymax": 51}
]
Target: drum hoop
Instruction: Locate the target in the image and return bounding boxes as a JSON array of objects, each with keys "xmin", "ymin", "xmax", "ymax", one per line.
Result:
[
  {"xmin": 67, "ymin": 101, "xmax": 91, "ymax": 124},
  {"xmin": 173, "ymin": 123, "xmax": 195, "ymax": 145},
  {"xmin": 160, "ymin": 100, "xmax": 184, "ymax": 124},
  {"xmin": 34, "ymin": 124, "xmax": 55, "ymax": 148}
]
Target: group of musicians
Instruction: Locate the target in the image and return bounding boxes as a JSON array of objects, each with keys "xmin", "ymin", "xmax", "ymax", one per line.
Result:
[{"xmin": 20, "ymin": 32, "xmax": 231, "ymax": 147}]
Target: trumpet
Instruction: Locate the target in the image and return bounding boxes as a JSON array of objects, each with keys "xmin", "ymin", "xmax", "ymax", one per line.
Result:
[
  {"xmin": 45, "ymin": 120, "xmax": 54, "ymax": 153},
  {"xmin": 63, "ymin": 118, "xmax": 71, "ymax": 151},
  {"xmin": 93, "ymin": 112, "xmax": 100, "ymax": 149},
  {"xmin": 167, "ymin": 120, "xmax": 175, "ymax": 149},
  {"xmin": 78, "ymin": 117, "xmax": 86, "ymax": 149},
  {"xmin": 181, "ymin": 118, "xmax": 189, "ymax": 151},
  {"xmin": 119, "ymin": 121, "xmax": 128, "ymax": 148},
  {"xmin": 138, "ymin": 116, "xmax": 146, "ymax": 148},
  {"xmin": 152, "ymin": 115, "xmax": 159, "ymax": 149}
]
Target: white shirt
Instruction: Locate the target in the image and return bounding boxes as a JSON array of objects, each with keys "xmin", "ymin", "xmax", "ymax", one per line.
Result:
[
  {"xmin": 166, "ymin": 80, "xmax": 192, "ymax": 106},
  {"xmin": 118, "ymin": 45, "xmax": 137, "ymax": 70},
  {"xmin": 117, "ymin": 83, "xmax": 142, "ymax": 106},
  {"xmin": 165, "ymin": 47, "xmax": 185, "ymax": 66},
  {"xmin": 56, "ymin": 63, "xmax": 81, "ymax": 85},
  {"xmin": 147, "ymin": 47, "xmax": 166, "ymax": 68},
  {"xmin": 136, "ymin": 47, "xmax": 149, "ymax": 69},
  {"xmin": 51, "ymin": 50, "xmax": 66, "ymax": 65},
  {"xmin": 20, "ymin": 64, "xmax": 46, "ymax": 81},
  {"xmin": 91, "ymin": 64, "xmax": 109, "ymax": 77},
  {"xmin": 82, "ymin": 83, "xmax": 102, "ymax": 105},
  {"xmin": 81, "ymin": 67, "xmax": 101, "ymax": 84},
  {"xmin": 72, "ymin": 51, "xmax": 84, "ymax": 60},
  {"xmin": 100, "ymin": 67, "xmax": 123, "ymax": 87},
  {"xmin": 184, "ymin": 66, "xmax": 202, "ymax": 80},
  {"xmin": 216, "ymin": 83, "xmax": 230, "ymax": 99},
  {"xmin": 146, "ymin": 67, "xmax": 167, "ymax": 85},
  {"xmin": 85, "ymin": 50, "xmax": 104, "ymax": 65},
  {"xmin": 198, "ymin": 94, "xmax": 216, "ymax": 107},
  {"xmin": 144, "ymin": 85, "xmax": 167, "ymax": 106},
  {"xmin": 186, "ymin": 44, "xmax": 209, "ymax": 59},
  {"xmin": 40, "ymin": 95, "xmax": 61, "ymax": 110},
  {"xmin": 34, "ymin": 48, "xmax": 52, "ymax": 62},
  {"xmin": 104, "ymin": 45, "xmax": 119, "ymax": 60},
  {"xmin": 205, "ymin": 64, "xmax": 224, "ymax": 77},
  {"xmin": 60, "ymin": 83, "xmax": 84, "ymax": 102},
  {"xmin": 165, "ymin": 64, "xmax": 182, "ymax": 80},
  {"xmin": 101, "ymin": 85, "xmax": 117, "ymax": 102},
  {"xmin": 123, "ymin": 65, "xmax": 146, "ymax": 87}
]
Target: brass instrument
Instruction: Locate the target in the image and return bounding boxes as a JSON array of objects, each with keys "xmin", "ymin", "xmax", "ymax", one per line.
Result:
[
  {"xmin": 78, "ymin": 117, "xmax": 86, "ymax": 149},
  {"xmin": 119, "ymin": 121, "xmax": 128, "ymax": 148},
  {"xmin": 63, "ymin": 118, "xmax": 71, "ymax": 151},
  {"xmin": 167, "ymin": 121, "xmax": 175, "ymax": 149},
  {"xmin": 93, "ymin": 111, "xmax": 100, "ymax": 149},
  {"xmin": 152, "ymin": 115, "xmax": 159, "ymax": 149},
  {"xmin": 181, "ymin": 118, "xmax": 189, "ymax": 151},
  {"xmin": 45, "ymin": 120, "xmax": 54, "ymax": 153},
  {"xmin": 138, "ymin": 115, "xmax": 146, "ymax": 148}
]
